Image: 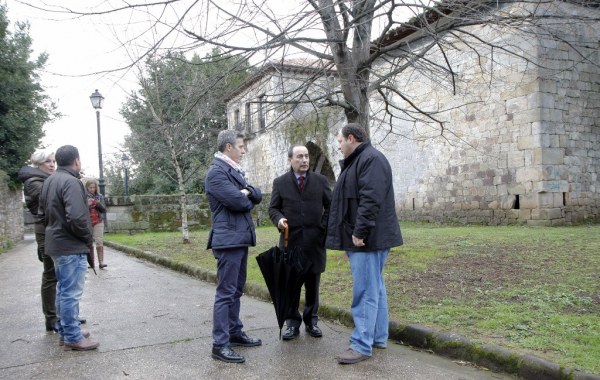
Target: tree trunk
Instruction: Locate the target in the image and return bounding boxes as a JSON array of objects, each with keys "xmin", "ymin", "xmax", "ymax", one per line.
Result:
[
  {"xmin": 178, "ymin": 189, "xmax": 190, "ymax": 244},
  {"xmin": 344, "ymin": 90, "xmax": 371, "ymax": 136},
  {"xmin": 314, "ymin": 0, "xmax": 373, "ymax": 137},
  {"xmin": 166, "ymin": 130, "xmax": 191, "ymax": 244}
]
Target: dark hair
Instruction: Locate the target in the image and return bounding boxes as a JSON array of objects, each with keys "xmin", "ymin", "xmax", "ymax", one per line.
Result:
[
  {"xmin": 341, "ymin": 123, "xmax": 368, "ymax": 142},
  {"xmin": 287, "ymin": 144, "xmax": 306, "ymax": 158},
  {"xmin": 55, "ymin": 145, "xmax": 80, "ymax": 167},
  {"xmin": 217, "ymin": 130, "xmax": 245, "ymax": 152}
]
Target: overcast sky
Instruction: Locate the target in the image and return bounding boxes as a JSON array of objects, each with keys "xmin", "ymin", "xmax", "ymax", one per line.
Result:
[
  {"xmin": 5, "ymin": 0, "xmax": 318, "ymax": 177},
  {"xmin": 6, "ymin": 0, "xmax": 415, "ymax": 178},
  {"xmin": 6, "ymin": 0, "xmax": 139, "ymax": 177},
  {"xmin": 5, "ymin": 0, "xmax": 296, "ymax": 177}
]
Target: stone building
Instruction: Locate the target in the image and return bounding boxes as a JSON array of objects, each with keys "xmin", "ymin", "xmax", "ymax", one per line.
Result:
[{"xmin": 225, "ymin": 1, "xmax": 600, "ymax": 226}]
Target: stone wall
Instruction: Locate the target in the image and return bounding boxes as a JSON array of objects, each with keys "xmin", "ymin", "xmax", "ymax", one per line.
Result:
[
  {"xmin": 386, "ymin": 1, "xmax": 600, "ymax": 225},
  {"xmin": 105, "ymin": 194, "xmax": 272, "ymax": 234},
  {"xmin": 227, "ymin": 64, "xmax": 343, "ymax": 192},
  {"xmin": 0, "ymin": 175, "xmax": 24, "ymax": 250},
  {"xmin": 231, "ymin": 1, "xmax": 600, "ymax": 226}
]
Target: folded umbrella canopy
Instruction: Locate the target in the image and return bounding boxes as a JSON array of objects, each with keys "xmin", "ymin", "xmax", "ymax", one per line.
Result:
[
  {"xmin": 256, "ymin": 227, "xmax": 306, "ymax": 338},
  {"xmin": 87, "ymin": 246, "xmax": 97, "ymax": 275}
]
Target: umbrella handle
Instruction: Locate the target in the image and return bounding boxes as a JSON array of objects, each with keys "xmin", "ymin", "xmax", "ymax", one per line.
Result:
[{"xmin": 284, "ymin": 227, "xmax": 289, "ymax": 248}]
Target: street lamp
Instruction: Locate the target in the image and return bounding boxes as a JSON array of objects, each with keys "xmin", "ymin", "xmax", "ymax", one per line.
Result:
[
  {"xmin": 121, "ymin": 153, "xmax": 130, "ymax": 196},
  {"xmin": 89, "ymin": 89, "xmax": 105, "ymax": 196}
]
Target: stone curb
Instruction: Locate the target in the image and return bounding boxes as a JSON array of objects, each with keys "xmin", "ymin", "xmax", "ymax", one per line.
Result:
[{"xmin": 104, "ymin": 241, "xmax": 599, "ymax": 380}]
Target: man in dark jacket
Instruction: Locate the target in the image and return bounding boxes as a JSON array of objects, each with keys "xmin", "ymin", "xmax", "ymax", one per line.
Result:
[
  {"xmin": 326, "ymin": 124, "xmax": 403, "ymax": 365},
  {"xmin": 269, "ymin": 145, "xmax": 332, "ymax": 340},
  {"xmin": 38, "ymin": 145, "xmax": 99, "ymax": 351},
  {"xmin": 205, "ymin": 130, "xmax": 263, "ymax": 364}
]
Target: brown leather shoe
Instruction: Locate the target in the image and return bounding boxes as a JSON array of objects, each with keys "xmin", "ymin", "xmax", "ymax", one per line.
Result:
[
  {"xmin": 63, "ymin": 337, "xmax": 99, "ymax": 351},
  {"xmin": 59, "ymin": 330, "xmax": 90, "ymax": 346},
  {"xmin": 336, "ymin": 348, "xmax": 370, "ymax": 364}
]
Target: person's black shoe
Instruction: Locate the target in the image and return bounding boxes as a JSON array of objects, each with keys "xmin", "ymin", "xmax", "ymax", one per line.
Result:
[
  {"xmin": 229, "ymin": 332, "xmax": 262, "ymax": 347},
  {"xmin": 211, "ymin": 346, "xmax": 245, "ymax": 363},
  {"xmin": 78, "ymin": 318, "xmax": 86, "ymax": 324},
  {"xmin": 305, "ymin": 325, "xmax": 323, "ymax": 338},
  {"xmin": 282, "ymin": 326, "xmax": 300, "ymax": 340}
]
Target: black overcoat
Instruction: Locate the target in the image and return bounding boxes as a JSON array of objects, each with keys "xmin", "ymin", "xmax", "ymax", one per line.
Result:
[
  {"xmin": 326, "ymin": 141, "xmax": 403, "ymax": 251},
  {"xmin": 269, "ymin": 169, "xmax": 332, "ymax": 273}
]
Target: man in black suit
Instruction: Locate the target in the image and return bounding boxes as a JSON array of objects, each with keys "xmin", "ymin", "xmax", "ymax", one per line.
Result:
[{"xmin": 269, "ymin": 145, "xmax": 332, "ymax": 340}]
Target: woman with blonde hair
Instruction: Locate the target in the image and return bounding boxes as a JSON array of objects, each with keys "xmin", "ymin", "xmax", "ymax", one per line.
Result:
[
  {"xmin": 84, "ymin": 178, "xmax": 107, "ymax": 268},
  {"xmin": 18, "ymin": 150, "xmax": 58, "ymax": 331}
]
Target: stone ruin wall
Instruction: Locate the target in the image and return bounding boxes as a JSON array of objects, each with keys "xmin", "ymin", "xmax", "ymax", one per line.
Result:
[
  {"xmin": 228, "ymin": 71, "xmax": 343, "ymax": 192},
  {"xmin": 372, "ymin": 1, "xmax": 599, "ymax": 225},
  {"xmin": 227, "ymin": 74, "xmax": 289, "ymax": 192},
  {"xmin": 228, "ymin": 2, "xmax": 599, "ymax": 225},
  {"xmin": 244, "ymin": 131, "xmax": 290, "ymax": 193},
  {"xmin": 0, "ymin": 175, "xmax": 24, "ymax": 249}
]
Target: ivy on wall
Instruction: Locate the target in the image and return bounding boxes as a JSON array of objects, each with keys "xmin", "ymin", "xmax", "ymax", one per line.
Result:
[{"xmin": 282, "ymin": 107, "xmax": 339, "ymax": 159}]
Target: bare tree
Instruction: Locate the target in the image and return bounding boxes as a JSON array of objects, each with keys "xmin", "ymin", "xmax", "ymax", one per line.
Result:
[
  {"xmin": 20, "ymin": 0, "xmax": 599, "ymax": 137},
  {"xmin": 121, "ymin": 51, "xmax": 248, "ymax": 242}
]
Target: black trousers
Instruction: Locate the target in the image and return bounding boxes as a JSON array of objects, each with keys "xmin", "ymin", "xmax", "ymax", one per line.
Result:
[
  {"xmin": 35, "ymin": 223, "xmax": 57, "ymax": 330},
  {"xmin": 286, "ymin": 272, "xmax": 321, "ymax": 328}
]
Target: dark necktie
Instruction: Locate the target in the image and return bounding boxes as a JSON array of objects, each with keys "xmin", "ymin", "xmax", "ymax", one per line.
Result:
[{"xmin": 298, "ymin": 175, "xmax": 305, "ymax": 191}]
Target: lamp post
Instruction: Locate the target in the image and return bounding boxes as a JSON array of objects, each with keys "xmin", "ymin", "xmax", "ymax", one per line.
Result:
[
  {"xmin": 121, "ymin": 153, "xmax": 130, "ymax": 196},
  {"xmin": 89, "ymin": 89, "xmax": 105, "ymax": 196}
]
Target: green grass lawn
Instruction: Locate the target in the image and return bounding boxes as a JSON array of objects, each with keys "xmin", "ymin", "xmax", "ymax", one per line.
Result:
[{"xmin": 105, "ymin": 222, "xmax": 600, "ymax": 374}]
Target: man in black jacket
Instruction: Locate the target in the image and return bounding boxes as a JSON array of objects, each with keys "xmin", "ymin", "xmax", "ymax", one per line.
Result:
[
  {"xmin": 269, "ymin": 145, "xmax": 332, "ymax": 340},
  {"xmin": 326, "ymin": 124, "xmax": 403, "ymax": 364},
  {"xmin": 39, "ymin": 145, "xmax": 99, "ymax": 351}
]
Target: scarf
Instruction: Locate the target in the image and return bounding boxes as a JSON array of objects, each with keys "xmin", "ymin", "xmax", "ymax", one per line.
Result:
[{"xmin": 215, "ymin": 151, "xmax": 246, "ymax": 179}]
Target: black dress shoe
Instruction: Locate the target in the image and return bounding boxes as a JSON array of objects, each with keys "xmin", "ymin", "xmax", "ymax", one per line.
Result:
[
  {"xmin": 229, "ymin": 332, "xmax": 262, "ymax": 347},
  {"xmin": 211, "ymin": 346, "xmax": 245, "ymax": 363},
  {"xmin": 305, "ymin": 325, "xmax": 323, "ymax": 338},
  {"xmin": 282, "ymin": 326, "xmax": 300, "ymax": 340}
]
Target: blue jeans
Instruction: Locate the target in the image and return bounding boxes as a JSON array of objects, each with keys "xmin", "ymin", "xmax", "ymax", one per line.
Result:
[
  {"xmin": 212, "ymin": 247, "xmax": 247, "ymax": 347},
  {"xmin": 53, "ymin": 254, "xmax": 88, "ymax": 344},
  {"xmin": 347, "ymin": 249, "xmax": 390, "ymax": 356}
]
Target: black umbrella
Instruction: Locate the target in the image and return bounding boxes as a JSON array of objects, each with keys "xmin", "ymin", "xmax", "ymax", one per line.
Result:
[
  {"xmin": 256, "ymin": 228, "xmax": 305, "ymax": 337},
  {"xmin": 87, "ymin": 246, "xmax": 97, "ymax": 275}
]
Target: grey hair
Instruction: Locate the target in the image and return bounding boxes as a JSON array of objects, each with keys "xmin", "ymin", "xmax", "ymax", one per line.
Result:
[
  {"xmin": 217, "ymin": 130, "xmax": 244, "ymax": 152},
  {"xmin": 287, "ymin": 145, "xmax": 306, "ymax": 158},
  {"xmin": 30, "ymin": 150, "xmax": 55, "ymax": 167}
]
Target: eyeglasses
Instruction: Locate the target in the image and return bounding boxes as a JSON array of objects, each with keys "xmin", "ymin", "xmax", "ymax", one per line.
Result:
[{"xmin": 43, "ymin": 160, "xmax": 56, "ymax": 164}]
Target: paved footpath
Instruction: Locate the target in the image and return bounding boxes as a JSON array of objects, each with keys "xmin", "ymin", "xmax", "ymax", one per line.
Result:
[{"xmin": 0, "ymin": 235, "xmax": 514, "ymax": 380}]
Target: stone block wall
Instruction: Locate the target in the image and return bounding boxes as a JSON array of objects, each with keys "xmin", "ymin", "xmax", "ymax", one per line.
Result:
[
  {"xmin": 105, "ymin": 194, "xmax": 272, "ymax": 234},
  {"xmin": 228, "ymin": 63, "xmax": 343, "ymax": 192},
  {"xmin": 0, "ymin": 175, "xmax": 24, "ymax": 250},
  {"xmin": 378, "ymin": 1, "xmax": 600, "ymax": 225},
  {"xmin": 243, "ymin": 129, "xmax": 291, "ymax": 193},
  {"xmin": 392, "ymin": 0, "xmax": 600, "ymax": 225},
  {"xmin": 230, "ymin": 1, "xmax": 600, "ymax": 226}
]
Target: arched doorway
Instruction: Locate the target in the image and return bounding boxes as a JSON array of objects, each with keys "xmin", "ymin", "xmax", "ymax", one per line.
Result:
[{"xmin": 306, "ymin": 141, "xmax": 335, "ymax": 188}]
